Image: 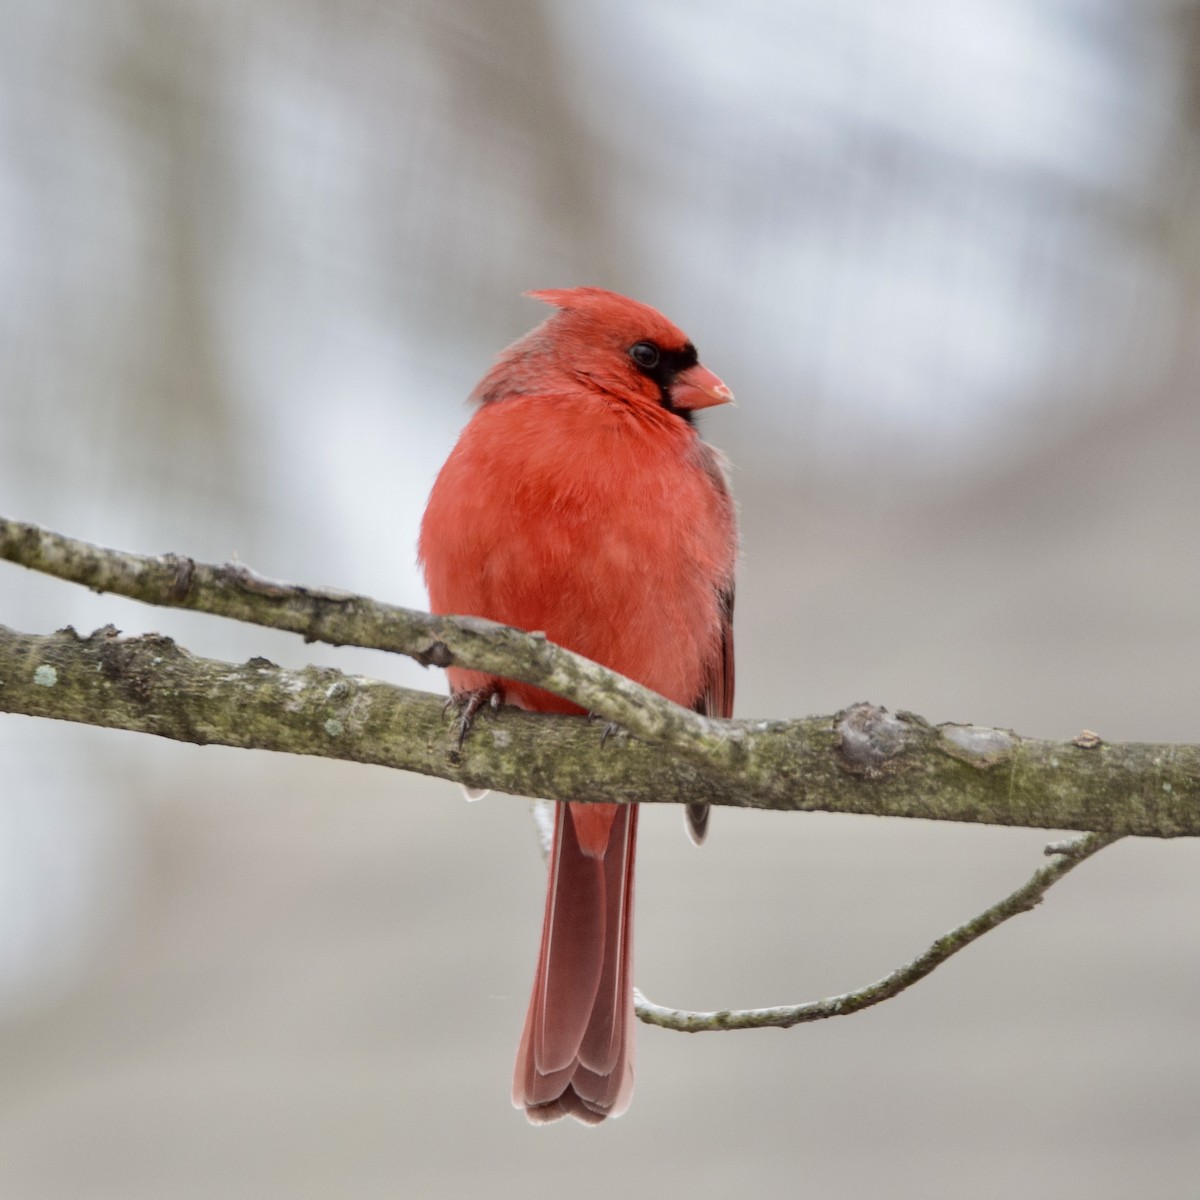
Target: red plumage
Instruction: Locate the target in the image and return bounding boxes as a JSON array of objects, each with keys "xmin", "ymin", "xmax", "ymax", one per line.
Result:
[{"xmin": 419, "ymin": 287, "xmax": 736, "ymax": 1123}]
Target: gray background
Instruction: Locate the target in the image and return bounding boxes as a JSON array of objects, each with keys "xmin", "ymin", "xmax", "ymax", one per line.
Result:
[{"xmin": 1, "ymin": 2, "xmax": 1198, "ymax": 1197}]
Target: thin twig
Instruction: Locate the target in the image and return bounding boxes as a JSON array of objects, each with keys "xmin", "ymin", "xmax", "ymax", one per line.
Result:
[{"xmin": 634, "ymin": 830, "xmax": 1122, "ymax": 1031}]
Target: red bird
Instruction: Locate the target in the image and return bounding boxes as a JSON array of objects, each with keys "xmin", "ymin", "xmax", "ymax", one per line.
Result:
[{"xmin": 419, "ymin": 287, "xmax": 736, "ymax": 1124}]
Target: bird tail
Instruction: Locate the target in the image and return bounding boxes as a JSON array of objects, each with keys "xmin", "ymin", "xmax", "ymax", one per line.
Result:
[{"xmin": 512, "ymin": 801, "xmax": 638, "ymax": 1125}]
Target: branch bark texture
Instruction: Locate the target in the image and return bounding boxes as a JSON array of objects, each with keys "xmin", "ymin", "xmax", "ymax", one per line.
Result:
[
  {"xmin": 2, "ymin": 516, "xmax": 1199, "ymax": 836},
  {"xmin": 1, "ymin": 516, "xmax": 1191, "ymax": 1037},
  {"xmin": 2, "ymin": 620, "xmax": 1197, "ymax": 837}
]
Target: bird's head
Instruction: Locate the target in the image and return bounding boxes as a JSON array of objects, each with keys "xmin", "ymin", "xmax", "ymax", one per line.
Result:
[{"xmin": 471, "ymin": 287, "xmax": 733, "ymax": 422}]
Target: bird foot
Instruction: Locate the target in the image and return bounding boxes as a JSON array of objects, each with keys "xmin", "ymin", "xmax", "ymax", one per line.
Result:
[
  {"xmin": 446, "ymin": 685, "xmax": 504, "ymax": 748},
  {"xmin": 587, "ymin": 712, "xmax": 623, "ymax": 746}
]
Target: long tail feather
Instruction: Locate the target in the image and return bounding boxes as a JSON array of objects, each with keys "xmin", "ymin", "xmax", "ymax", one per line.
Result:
[{"xmin": 513, "ymin": 801, "xmax": 638, "ymax": 1124}]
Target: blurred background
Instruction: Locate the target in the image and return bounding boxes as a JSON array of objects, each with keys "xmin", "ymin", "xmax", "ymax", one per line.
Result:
[{"xmin": 2, "ymin": 1, "xmax": 1199, "ymax": 1196}]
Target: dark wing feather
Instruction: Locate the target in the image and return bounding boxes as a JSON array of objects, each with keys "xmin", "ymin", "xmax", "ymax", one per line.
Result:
[{"xmin": 686, "ymin": 584, "xmax": 734, "ymax": 844}]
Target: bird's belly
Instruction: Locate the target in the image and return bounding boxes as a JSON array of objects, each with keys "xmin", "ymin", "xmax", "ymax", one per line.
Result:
[
  {"xmin": 434, "ymin": 496, "xmax": 720, "ymax": 712},
  {"xmin": 421, "ymin": 400, "xmax": 732, "ymax": 714},
  {"xmin": 484, "ymin": 506, "xmax": 715, "ymax": 711}
]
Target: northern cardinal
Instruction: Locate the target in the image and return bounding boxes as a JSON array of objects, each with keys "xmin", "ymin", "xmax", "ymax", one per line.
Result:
[{"xmin": 419, "ymin": 287, "xmax": 736, "ymax": 1124}]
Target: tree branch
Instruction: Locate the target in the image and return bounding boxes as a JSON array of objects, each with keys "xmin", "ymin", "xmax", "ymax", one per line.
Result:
[
  {"xmin": 0, "ymin": 517, "xmax": 1185, "ymax": 1038},
  {"xmin": 0, "ymin": 516, "xmax": 719, "ymax": 758},
  {"xmin": 2, "ymin": 515, "xmax": 1199, "ymax": 836},
  {"xmin": 633, "ymin": 830, "xmax": 1121, "ymax": 1030}
]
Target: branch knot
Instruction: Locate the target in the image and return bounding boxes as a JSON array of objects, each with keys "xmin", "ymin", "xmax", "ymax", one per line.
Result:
[{"xmin": 835, "ymin": 703, "xmax": 913, "ymax": 776}]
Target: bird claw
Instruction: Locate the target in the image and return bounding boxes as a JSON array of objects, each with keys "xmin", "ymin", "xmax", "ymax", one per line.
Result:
[
  {"xmin": 597, "ymin": 719, "xmax": 622, "ymax": 747},
  {"xmin": 446, "ymin": 685, "xmax": 504, "ymax": 748},
  {"xmin": 586, "ymin": 711, "xmax": 624, "ymax": 746}
]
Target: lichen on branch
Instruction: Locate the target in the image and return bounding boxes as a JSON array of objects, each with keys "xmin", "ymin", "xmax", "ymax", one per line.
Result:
[
  {"xmin": 2, "ymin": 514, "xmax": 1199, "ymax": 835},
  {"xmin": 1, "ymin": 515, "xmax": 1194, "ymax": 1038}
]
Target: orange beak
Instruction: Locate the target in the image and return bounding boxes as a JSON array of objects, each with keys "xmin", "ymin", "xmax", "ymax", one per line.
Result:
[{"xmin": 668, "ymin": 363, "xmax": 735, "ymax": 411}]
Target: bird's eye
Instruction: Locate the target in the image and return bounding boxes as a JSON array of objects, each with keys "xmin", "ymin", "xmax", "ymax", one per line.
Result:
[{"xmin": 629, "ymin": 341, "xmax": 661, "ymax": 370}]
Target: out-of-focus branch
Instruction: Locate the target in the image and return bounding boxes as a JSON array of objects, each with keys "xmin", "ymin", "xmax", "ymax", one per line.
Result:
[
  {"xmin": 2, "ymin": 516, "xmax": 1199, "ymax": 836},
  {"xmin": 634, "ymin": 830, "xmax": 1121, "ymax": 1031}
]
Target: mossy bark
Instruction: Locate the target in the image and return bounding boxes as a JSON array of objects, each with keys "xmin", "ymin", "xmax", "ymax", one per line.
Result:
[{"xmin": 2, "ymin": 622, "xmax": 1196, "ymax": 836}]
